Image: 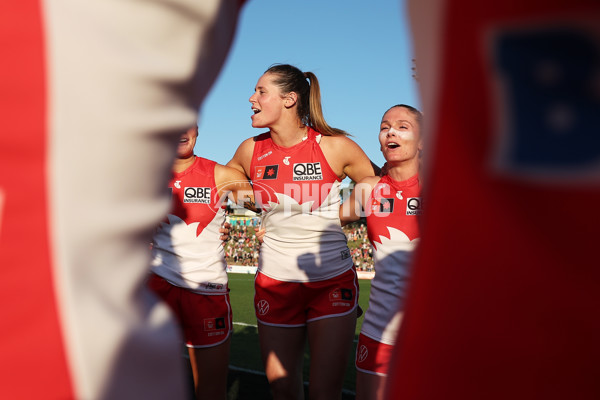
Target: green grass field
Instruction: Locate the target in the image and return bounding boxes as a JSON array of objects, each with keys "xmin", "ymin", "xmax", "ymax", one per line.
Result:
[{"xmin": 223, "ymin": 273, "xmax": 372, "ymax": 399}]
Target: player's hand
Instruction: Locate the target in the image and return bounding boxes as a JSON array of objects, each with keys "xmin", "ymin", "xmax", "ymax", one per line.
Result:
[
  {"xmin": 255, "ymin": 227, "xmax": 266, "ymax": 244},
  {"xmin": 219, "ymin": 222, "xmax": 232, "ymax": 244}
]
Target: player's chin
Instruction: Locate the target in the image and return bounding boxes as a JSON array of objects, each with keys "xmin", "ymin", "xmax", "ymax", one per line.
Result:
[
  {"xmin": 384, "ymin": 155, "xmax": 409, "ymax": 165},
  {"xmin": 177, "ymin": 143, "xmax": 192, "ymax": 154},
  {"xmin": 251, "ymin": 117, "xmax": 267, "ymax": 129}
]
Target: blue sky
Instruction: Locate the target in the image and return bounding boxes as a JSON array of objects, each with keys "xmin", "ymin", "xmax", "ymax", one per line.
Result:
[{"xmin": 196, "ymin": 0, "xmax": 419, "ymax": 175}]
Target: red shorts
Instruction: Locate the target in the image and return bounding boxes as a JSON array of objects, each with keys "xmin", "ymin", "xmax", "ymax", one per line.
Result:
[
  {"xmin": 355, "ymin": 333, "xmax": 394, "ymax": 376},
  {"xmin": 254, "ymin": 268, "xmax": 358, "ymax": 327},
  {"xmin": 147, "ymin": 274, "xmax": 232, "ymax": 348}
]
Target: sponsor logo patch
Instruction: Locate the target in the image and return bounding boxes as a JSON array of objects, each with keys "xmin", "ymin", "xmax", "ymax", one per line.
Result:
[
  {"xmin": 292, "ymin": 162, "xmax": 323, "ymax": 181},
  {"xmin": 357, "ymin": 345, "xmax": 369, "ymax": 363},
  {"xmin": 183, "ymin": 187, "xmax": 211, "ymax": 204},
  {"xmin": 341, "ymin": 288, "xmax": 353, "ymax": 301},
  {"xmin": 206, "ymin": 282, "xmax": 224, "ymax": 290},
  {"xmin": 204, "ymin": 317, "xmax": 226, "ymax": 331},
  {"xmin": 256, "ymin": 299, "xmax": 270, "ymax": 315},
  {"xmin": 329, "ymin": 289, "xmax": 342, "ymax": 301},
  {"xmin": 329, "ymin": 288, "xmax": 353, "ymax": 304},
  {"xmin": 406, "ymin": 197, "xmax": 422, "ymax": 216},
  {"xmin": 371, "ymin": 197, "xmax": 394, "ymax": 213},
  {"xmin": 341, "ymin": 248, "xmax": 350, "ymax": 260},
  {"xmin": 257, "ymin": 150, "xmax": 272, "ymax": 161},
  {"xmin": 255, "ymin": 165, "xmax": 279, "ymax": 180}
]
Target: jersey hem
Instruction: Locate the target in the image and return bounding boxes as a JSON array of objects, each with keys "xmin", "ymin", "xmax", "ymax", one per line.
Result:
[
  {"xmin": 359, "ymin": 330, "xmax": 397, "ymax": 346},
  {"xmin": 151, "ymin": 272, "xmax": 229, "ymax": 295},
  {"xmin": 256, "ymin": 263, "xmax": 354, "ymax": 283}
]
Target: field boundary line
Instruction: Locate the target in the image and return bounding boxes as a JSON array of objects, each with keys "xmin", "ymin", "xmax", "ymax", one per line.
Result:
[{"xmin": 233, "ymin": 321, "xmax": 257, "ymax": 328}]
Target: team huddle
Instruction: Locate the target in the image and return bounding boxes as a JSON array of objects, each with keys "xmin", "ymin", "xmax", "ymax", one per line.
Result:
[
  {"xmin": 7, "ymin": 0, "xmax": 597, "ymax": 399},
  {"xmin": 150, "ymin": 64, "xmax": 423, "ymax": 400}
]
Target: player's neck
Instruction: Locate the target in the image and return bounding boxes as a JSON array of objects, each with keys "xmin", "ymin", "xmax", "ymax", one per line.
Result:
[
  {"xmin": 387, "ymin": 160, "xmax": 419, "ymax": 182},
  {"xmin": 270, "ymin": 120, "xmax": 308, "ymax": 148},
  {"xmin": 173, "ymin": 155, "xmax": 196, "ymax": 173}
]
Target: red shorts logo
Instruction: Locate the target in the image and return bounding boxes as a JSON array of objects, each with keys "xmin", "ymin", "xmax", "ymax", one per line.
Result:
[
  {"xmin": 256, "ymin": 299, "xmax": 270, "ymax": 315},
  {"xmin": 203, "ymin": 317, "xmax": 225, "ymax": 331},
  {"xmin": 329, "ymin": 289, "xmax": 341, "ymax": 301},
  {"xmin": 357, "ymin": 345, "xmax": 369, "ymax": 363},
  {"xmin": 329, "ymin": 288, "xmax": 353, "ymax": 303},
  {"xmin": 204, "ymin": 318, "xmax": 215, "ymax": 331}
]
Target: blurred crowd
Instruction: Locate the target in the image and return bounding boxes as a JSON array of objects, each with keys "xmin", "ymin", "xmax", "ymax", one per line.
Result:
[
  {"xmin": 223, "ymin": 217, "xmax": 374, "ymax": 270},
  {"xmin": 224, "ymin": 214, "xmax": 260, "ymax": 267},
  {"xmin": 344, "ymin": 222, "xmax": 374, "ymax": 272}
]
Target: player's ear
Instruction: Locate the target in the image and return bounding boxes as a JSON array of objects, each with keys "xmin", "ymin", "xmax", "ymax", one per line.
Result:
[{"xmin": 284, "ymin": 92, "xmax": 297, "ymax": 109}]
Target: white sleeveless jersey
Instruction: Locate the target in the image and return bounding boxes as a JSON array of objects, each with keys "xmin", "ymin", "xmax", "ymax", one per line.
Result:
[{"xmin": 250, "ymin": 128, "xmax": 353, "ymax": 282}]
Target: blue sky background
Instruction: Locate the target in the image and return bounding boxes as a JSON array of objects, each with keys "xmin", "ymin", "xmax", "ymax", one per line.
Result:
[{"xmin": 196, "ymin": 0, "xmax": 419, "ymax": 175}]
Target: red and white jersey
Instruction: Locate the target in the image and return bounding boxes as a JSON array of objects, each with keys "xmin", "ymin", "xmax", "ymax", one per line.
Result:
[
  {"xmin": 361, "ymin": 174, "xmax": 421, "ymax": 344},
  {"xmin": 0, "ymin": 1, "xmax": 242, "ymax": 398},
  {"xmin": 250, "ymin": 128, "xmax": 353, "ymax": 282},
  {"xmin": 388, "ymin": 1, "xmax": 600, "ymax": 399},
  {"xmin": 151, "ymin": 157, "xmax": 227, "ymax": 294}
]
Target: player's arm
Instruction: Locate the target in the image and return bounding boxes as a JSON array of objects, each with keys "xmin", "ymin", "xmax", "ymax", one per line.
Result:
[
  {"xmin": 339, "ymin": 177, "xmax": 380, "ymax": 226},
  {"xmin": 226, "ymin": 137, "xmax": 254, "ymax": 176},
  {"xmin": 214, "ymin": 163, "xmax": 258, "ymax": 213},
  {"xmin": 342, "ymin": 138, "xmax": 380, "ymax": 182}
]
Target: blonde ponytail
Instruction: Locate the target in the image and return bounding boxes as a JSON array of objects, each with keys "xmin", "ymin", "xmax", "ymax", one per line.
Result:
[
  {"xmin": 265, "ymin": 64, "xmax": 348, "ymax": 136},
  {"xmin": 304, "ymin": 72, "xmax": 348, "ymax": 136}
]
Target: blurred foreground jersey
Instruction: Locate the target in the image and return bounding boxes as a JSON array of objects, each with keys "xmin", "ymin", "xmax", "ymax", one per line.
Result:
[
  {"xmin": 389, "ymin": 0, "xmax": 600, "ymax": 399},
  {"xmin": 0, "ymin": 0, "xmax": 242, "ymax": 398}
]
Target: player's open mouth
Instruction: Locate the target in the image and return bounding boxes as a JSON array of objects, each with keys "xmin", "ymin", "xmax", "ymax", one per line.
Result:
[
  {"xmin": 387, "ymin": 142, "xmax": 400, "ymax": 149},
  {"xmin": 180, "ymin": 138, "xmax": 189, "ymax": 143},
  {"xmin": 252, "ymin": 108, "xmax": 261, "ymax": 114}
]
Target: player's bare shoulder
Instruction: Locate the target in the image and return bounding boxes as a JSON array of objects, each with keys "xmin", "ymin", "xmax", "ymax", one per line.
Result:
[
  {"xmin": 319, "ymin": 133, "xmax": 360, "ymax": 152},
  {"xmin": 238, "ymin": 136, "xmax": 258, "ymax": 156},
  {"xmin": 319, "ymin": 134, "xmax": 365, "ymax": 176}
]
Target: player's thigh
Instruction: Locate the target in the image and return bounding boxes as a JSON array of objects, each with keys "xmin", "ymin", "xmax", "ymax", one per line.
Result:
[
  {"xmin": 188, "ymin": 337, "xmax": 231, "ymax": 380},
  {"xmin": 188, "ymin": 338, "xmax": 230, "ymax": 400},
  {"xmin": 258, "ymin": 323, "xmax": 306, "ymax": 380},
  {"xmin": 356, "ymin": 370, "xmax": 386, "ymax": 400},
  {"xmin": 306, "ymin": 312, "xmax": 356, "ymax": 392}
]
